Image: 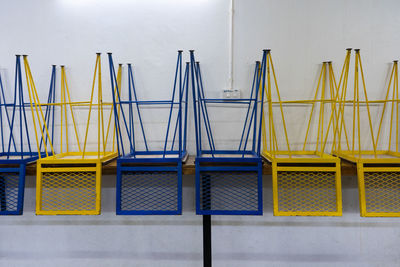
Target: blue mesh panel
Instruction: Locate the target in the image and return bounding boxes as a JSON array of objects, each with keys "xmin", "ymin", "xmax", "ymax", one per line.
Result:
[
  {"xmin": 0, "ymin": 172, "xmax": 21, "ymax": 214},
  {"xmin": 198, "ymin": 171, "xmax": 261, "ymax": 214},
  {"xmin": 118, "ymin": 171, "xmax": 180, "ymax": 214}
]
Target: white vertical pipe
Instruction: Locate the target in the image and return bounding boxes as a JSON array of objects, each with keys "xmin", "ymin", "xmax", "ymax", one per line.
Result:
[{"xmin": 228, "ymin": 0, "xmax": 234, "ymax": 89}]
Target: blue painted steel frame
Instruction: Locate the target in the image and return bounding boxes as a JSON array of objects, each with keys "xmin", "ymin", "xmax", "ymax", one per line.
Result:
[
  {"xmin": 0, "ymin": 55, "xmax": 55, "ymax": 215},
  {"xmin": 108, "ymin": 52, "xmax": 188, "ymax": 215},
  {"xmin": 195, "ymin": 159, "xmax": 263, "ymax": 215},
  {"xmin": 190, "ymin": 50, "xmax": 265, "ymax": 215},
  {"xmin": 116, "ymin": 159, "xmax": 183, "ymax": 215},
  {"xmin": 0, "ymin": 164, "xmax": 26, "ymax": 215}
]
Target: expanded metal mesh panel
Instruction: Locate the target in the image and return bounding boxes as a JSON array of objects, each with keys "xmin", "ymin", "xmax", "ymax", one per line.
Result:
[
  {"xmin": 276, "ymin": 171, "xmax": 338, "ymax": 213},
  {"xmin": 119, "ymin": 171, "xmax": 179, "ymax": 213},
  {"xmin": 0, "ymin": 172, "xmax": 20, "ymax": 213},
  {"xmin": 39, "ymin": 171, "xmax": 97, "ymax": 212},
  {"xmin": 363, "ymin": 172, "xmax": 400, "ymax": 214},
  {"xmin": 199, "ymin": 171, "xmax": 260, "ymax": 213}
]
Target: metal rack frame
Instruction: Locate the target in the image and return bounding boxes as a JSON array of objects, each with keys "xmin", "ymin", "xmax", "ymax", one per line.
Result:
[
  {"xmin": 191, "ymin": 50, "xmax": 264, "ymax": 216},
  {"xmin": 334, "ymin": 49, "xmax": 400, "ymax": 217},
  {"xmin": 261, "ymin": 49, "xmax": 342, "ymax": 216},
  {"xmin": 108, "ymin": 51, "xmax": 188, "ymax": 215},
  {"xmin": 24, "ymin": 54, "xmax": 117, "ymax": 215},
  {"xmin": 0, "ymin": 55, "xmax": 54, "ymax": 215}
]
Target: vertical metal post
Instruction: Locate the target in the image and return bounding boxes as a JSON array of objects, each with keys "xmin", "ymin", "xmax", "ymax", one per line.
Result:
[
  {"xmin": 178, "ymin": 51, "xmax": 183, "ymax": 157},
  {"xmin": 202, "ymin": 170, "xmax": 212, "ymax": 267},
  {"xmin": 203, "ymin": 214, "xmax": 212, "ymax": 267},
  {"xmin": 183, "ymin": 63, "xmax": 189, "ymax": 153},
  {"xmin": 190, "ymin": 50, "xmax": 212, "ymax": 267},
  {"xmin": 190, "ymin": 51, "xmax": 200, "ymax": 156}
]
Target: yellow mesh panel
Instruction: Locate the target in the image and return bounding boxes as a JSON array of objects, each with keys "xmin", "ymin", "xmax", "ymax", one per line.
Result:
[
  {"xmin": 275, "ymin": 171, "xmax": 340, "ymax": 215},
  {"xmin": 38, "ymin": 171, "xmax": 98, "ymax": 213},
  {"xmin": 363, "ymin": 171, "xmax": 400, "ymax": 215}
]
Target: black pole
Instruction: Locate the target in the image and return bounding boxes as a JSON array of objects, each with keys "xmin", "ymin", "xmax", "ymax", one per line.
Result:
[
  {"xmin": 203, "ymin": 215, "xmax": 212, "ymax": 267},
  {"xmin": 202, "ymin": 173, "xmax": 212, "ymax": 267}
]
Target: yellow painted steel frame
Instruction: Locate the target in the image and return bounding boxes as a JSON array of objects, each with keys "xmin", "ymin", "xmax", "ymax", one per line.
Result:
[
  {"xmin": 265, "ymin": 151, "xmax": 342, "ymax": 216},
  {"xmin": 261, "ymin": 51, "xmax": 342, "ymax": 216},
  {"xmin": 23, "ymin": 55, "xmax": 118, "ymax": 215},
  {"xmin": 334, "ymin": 50, "xmax": 400, "ymax": 217},
  {"xmin": 357, "ymin": 161, "xmax": 400, "ymax": 217}
]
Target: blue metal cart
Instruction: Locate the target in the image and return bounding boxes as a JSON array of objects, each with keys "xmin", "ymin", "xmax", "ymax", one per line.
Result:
[
  {"xmin": 108, "ymin": 51, "xmax": 188, "ymax": 215},
  {"xmin": 190, "ymin": 50, "xmax": 265, "ymax": 215},
  {"xmin": 0, "ymin": 55, "xmax": 54, "ymax": 215}
]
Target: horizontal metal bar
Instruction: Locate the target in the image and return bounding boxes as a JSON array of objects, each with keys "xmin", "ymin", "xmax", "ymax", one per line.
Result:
[
  {"xmin": 199, "ymin": 166, "xmax": 259, "ymax": 171},
  {"xmin": 197, "ymin": 210, "xmax": 262, "ymax": 215},
  {"xmin": 0, "ymin": 210, "xmax": 23, "ymax": 215},
  {"xmin": 118, "ymin": 158, "xmax": 182, "ymax": 164},
  {"xmin": 118, "ymin": 100, "xmax": 181, "ymax": 105},
  {"xmin": 40, "ymin": 167, "xmax": 97, "ymax": 173},
  {"xmin": 203, "ymin": 98, "xmax": 256, "ymax": 101},
  {"xmin": 363, "ymin": 167, "xmax": 400, "ymax": 172},
  {"xmin": 133, "ymin": 150, "xmax": 181, "ymax": 155},
  {"xmin": 275, "ymin": 211, "xmax": 342, "ymax": 216},
  {"xmin": 117, "ymin": 210, "xmax": 181, "ymax": 215},
  {"xmin": 120, "ymin": 166, "xmax": 178, "ymax": 172},
  {"xmin": 201, "ymin": 150, "xmax": 256, "ymax": 155},
  {"xmin": 276, "ymin": 167, "xmax": 337, "ymax": 172},
  {"xmin": 0, "ymin": 168, "xmax": 20, "ymax": 172},
  {"xmin": 0, "ymin": 159, "xmax": 34, "ymax": 164},
  {"xmin": 362, "ymin": 212, "xmax": 400, "ymax": 217},
  {"xmin": 197, "ymin": 157, "xmax": 261, "ymax": 163},
  {"xmin": 203, "ymin": 102, "xmax": 253, "ymax": 104},
  {"xmin": 36, "ymin": 210, "xmax": 100, "ymax": 215}
]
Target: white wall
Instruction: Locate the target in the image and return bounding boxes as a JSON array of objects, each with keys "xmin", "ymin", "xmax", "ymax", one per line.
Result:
[
  {"xmin": 0, "ymin": 0, "xmax": 231, "ymax": 152},
  {"xmin": 1, "ymin": 0, "xmax": 400, "ymax": 266},
  {"xmin": 233, "ymin": 0, "xmax": 400, "ymax": 151},
  {"xmin": 2, "ymin": 0, "xmax": 400, "ymax": 152}
]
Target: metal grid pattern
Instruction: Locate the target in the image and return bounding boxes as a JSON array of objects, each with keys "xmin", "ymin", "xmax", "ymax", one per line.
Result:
[
  {"xmin": 276, "ymin": 171, "xmax": 339, "ymax": 214},
  {"xmin": 199, "ymin": 171, "xmax": 260, "ymax": 213},
  {"xmin": 119, "ymin": 171, "xmax": 179, "ymax": 213},
  {"xmin": 363, "ymin": 171, "xmax": 400, "ymax": 214},
  {"xmin": 0, "ymin": 172, "xmax": 20, "ymax": 213},
  {"xmin": 39, "ymin": 171, "xmax": 97, "ymax": 212}
]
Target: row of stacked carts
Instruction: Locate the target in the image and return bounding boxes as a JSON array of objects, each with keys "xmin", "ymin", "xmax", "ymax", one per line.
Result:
[
  {"xmin": 191, "ymin": 48, "xmax": 400, "ymax": 218},
  {"xmin": 0, "ymin": 49, "xmax": 399, "ymax": 217}
]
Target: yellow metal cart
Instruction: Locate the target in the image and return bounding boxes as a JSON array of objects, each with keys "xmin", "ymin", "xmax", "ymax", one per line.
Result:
[
  {"xmin": 261, "ymin": 49, "xmax": 342, "ymax": 216},
  {"xmin": 334, "ymin": 49, "xmax": 400, "ymax": 217},
  {"xmin": 23, "ymin": 54, "xmax": 117, "ymax": 215}
]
